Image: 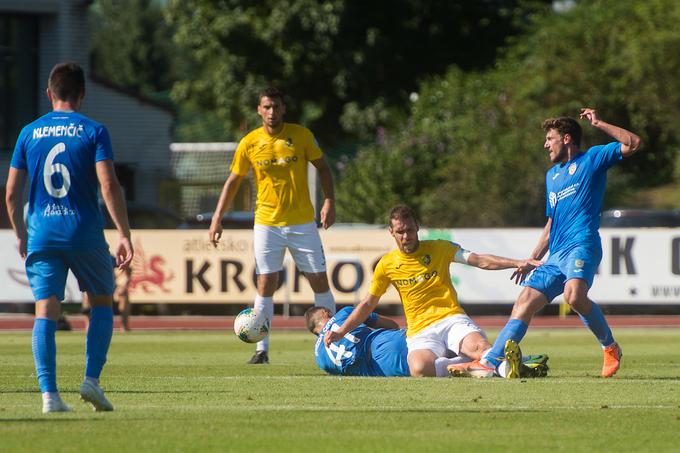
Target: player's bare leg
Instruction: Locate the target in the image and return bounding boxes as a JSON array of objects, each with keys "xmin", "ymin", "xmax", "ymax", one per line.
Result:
[
  {"xmin": 476, "ymin": 288, "xmax": 546, "ymax": 374},
  {"xmin": 447, "ymin": 332, "xmax": 496, "ymax": 378},
  {"xmin": 115, "ymin": 289, "xmax": 131, "ymax": 332},
  {"xmin": 305, "ymin": 272, "xmax": 336, "ymax": 314},
  {"xmin": 114, "ymin": 268, "xmax": 132, "ymax": 332},
  {"xmin": 407, "ymin": 349, "xmax": 438, "ymax": 377}
]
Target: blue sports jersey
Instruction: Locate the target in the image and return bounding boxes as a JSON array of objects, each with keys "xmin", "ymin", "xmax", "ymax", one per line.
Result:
[
  {"xmin": 545, "ymin": 142, "xmax": 622, "ymax": 253},
  {"xmin": 314, "ymin": 306, "xmax": 409, "ymax": 377},
  {"xmin": 10, "ymin": 111, "xmax": 113, "ymax": 251}
]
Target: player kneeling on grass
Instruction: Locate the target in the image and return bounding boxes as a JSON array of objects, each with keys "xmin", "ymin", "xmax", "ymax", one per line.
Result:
[
  {"xmin": 323, "ymin": 205, "xmax": 548, "ymax": 379},
  {"xmin": 308, "ymin": 306, "xmax": 549, "ymax": 378}
]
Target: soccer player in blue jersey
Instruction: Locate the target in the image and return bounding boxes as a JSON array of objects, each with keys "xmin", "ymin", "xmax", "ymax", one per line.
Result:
[
  {"xmin": 5, "ymin": 62, "xmax": 133, "ymax": 412},
  {"xmin": 307, "ymin": 306, "xmax": 549, "ymax": 378},
  {"xmin": 305, "ymin": 306, "xmax": 410, "ymax": 377},
  {"xmin": 474, "ymin": 108, "xmax": 642, "ymax": 378}
]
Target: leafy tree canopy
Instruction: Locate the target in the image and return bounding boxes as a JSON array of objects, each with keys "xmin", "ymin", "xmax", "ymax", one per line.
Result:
[
  {"xmin": 336, "ymin": 0, "xmax": 680, "ymax": 226},
  {"xmin": 90, "ymin": 0, "xmax": 177, "ymax": 100},
  {"xmin": 166, "ymin": 0, "xmax": 550, "ymax": 142}
]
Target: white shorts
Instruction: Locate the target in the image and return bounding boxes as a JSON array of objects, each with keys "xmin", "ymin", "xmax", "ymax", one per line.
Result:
[
  {"xmin": 253, "ymin": 222, "xmax": 327, "ymax": 274},
  {"xmin": 406, "ymin": 314, "xmax": 486, "ymax": 358}
]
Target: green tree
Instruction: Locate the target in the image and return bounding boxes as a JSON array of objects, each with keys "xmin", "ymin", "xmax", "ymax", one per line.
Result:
[
  {"xmin": 167, "ymin": 0, "xmax": 550, "ymax": 143},
  {"xmin": 90, "ymin": 0, "xmax": 177, "ymax": 100},
  {"xmin": 337, "ymin": 0, "xmax": 680, "ymax": 226}
]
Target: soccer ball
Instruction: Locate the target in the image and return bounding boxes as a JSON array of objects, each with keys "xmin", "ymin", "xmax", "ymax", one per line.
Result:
[{"xmin": 233, "ymin": 308, "xmax": 270, "ymax": 343}]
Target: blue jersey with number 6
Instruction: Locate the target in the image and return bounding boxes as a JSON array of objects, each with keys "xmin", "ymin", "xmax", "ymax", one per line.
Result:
[
  {"xmin": 10, "ymin": 111, "xmax": 113, "ymax": 252},
  {"xmin": 314, "ymin": 306, "xmax": 409, "ymax": 377}
]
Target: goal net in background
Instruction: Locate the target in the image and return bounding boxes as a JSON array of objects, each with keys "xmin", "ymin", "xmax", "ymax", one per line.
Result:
[{"xmin": 162, "ymin": 142, "xmax": 254, "ymax": 220}]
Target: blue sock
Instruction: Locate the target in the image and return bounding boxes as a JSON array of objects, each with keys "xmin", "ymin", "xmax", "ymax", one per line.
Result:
[
  {"xmin": 482, "ymin": 319, "xmax": 528, "ymax": 367},
  {"xmin": 85, "ymin": 306, "xmax": 114, "ymax": 379},
  {"xmin": 578, "ymin": 302, "xmax": 614, "ymax": 348},
  {"xmin": 32, "ymin": 318, "xmax": 58, "ymax": 393}
]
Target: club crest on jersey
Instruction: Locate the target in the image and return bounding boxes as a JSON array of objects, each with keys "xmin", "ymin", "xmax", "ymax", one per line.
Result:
[
  {"xmin": 285, "ymin": 137, "xmax": 293, "ymax": 147},
  {"xmin": 574, "ymin": 259, "xmax": 584, "ymax": 268},
  {"xmin": 421, "ymin": 255, "xmax": 431, "ymax": 265},
  {"xmin": 568, "ymin": 163, "xmax": 578, "ymax": 175}
]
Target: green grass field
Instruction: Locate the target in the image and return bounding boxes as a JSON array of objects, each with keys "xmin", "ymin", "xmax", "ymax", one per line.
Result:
[{"xmin": 1, "ymin": 328, "xmax": 679, "ymax": 452}]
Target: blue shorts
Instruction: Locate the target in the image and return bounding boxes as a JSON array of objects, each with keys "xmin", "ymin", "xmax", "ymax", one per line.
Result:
[
  {"xmin": 25, "ymin": 248, "xmax": 115, "ymax": 301},
  {"xmin": 522, "ymin": 245, "xmax": 602, "ymax": 303},
  {"xmin": 368, "ymin": 329, "xmax": 410, "ymax": 377}
]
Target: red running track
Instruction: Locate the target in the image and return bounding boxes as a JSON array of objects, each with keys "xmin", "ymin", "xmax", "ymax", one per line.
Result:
[{"xmin": 2, "ymin": 314, "xmax": 680, "ymax": 331}]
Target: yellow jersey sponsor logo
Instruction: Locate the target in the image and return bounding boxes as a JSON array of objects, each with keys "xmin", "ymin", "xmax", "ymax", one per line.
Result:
[{"xmin": 393, "ymin": 271, "xmax": 438, "ymax": 287}]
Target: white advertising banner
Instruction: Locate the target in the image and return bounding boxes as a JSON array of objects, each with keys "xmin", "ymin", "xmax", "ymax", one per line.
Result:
[{"xmin": 1, "ymin": 228, "xmax": 679, "ymax": 304}]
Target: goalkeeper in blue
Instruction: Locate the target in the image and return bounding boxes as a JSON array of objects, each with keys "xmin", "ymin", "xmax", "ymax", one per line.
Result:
[
  {"xmin": 474, "ymin": 109, "xmax": 642, "ymax": 378},
  {"xmin": 5, "ymin": 62, "xmax": 133, "ymax": 413}
]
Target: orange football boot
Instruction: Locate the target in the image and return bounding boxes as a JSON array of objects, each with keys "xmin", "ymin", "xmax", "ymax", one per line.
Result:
[{"xmin": 602, "ymin": 342, "xmax": 622, "ymax": 378}]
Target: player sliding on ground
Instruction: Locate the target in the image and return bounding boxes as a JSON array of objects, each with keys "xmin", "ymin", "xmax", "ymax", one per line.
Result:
[
  {"xmin": 307, "ymin": 305, "xmax": 550, "ymax": 378},
  {"xmin": 470, "ymin": 109, "xmax": 643, "ymax": 378},
  {"xmin": 324, "ymin": 205, "xmax": 542, "ymax": 378}
]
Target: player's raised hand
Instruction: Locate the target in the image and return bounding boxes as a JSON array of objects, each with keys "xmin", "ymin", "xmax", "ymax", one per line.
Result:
[
  {"xmin": 320, "ymin": 199, "xmax": 336, "ymax": 230},
  {"xmin": 116, "ymin": 236, "xmax": 134, "ymax": 270},
  {"xmin": 209, "ymin": 221, "xmax": 223, "ymax": 247},
  {"xmin": 579, "ymin": 108, "xmax": 600, "ymax": 126},
  {"xmin": 510, "ymin": 258, "xmax": 542, "ymax": 285}
]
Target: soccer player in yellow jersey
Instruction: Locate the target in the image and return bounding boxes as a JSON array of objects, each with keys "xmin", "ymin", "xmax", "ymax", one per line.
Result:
[
  {"xmin": 325, "ymin": 205, "xmax": 542, "ymax": 377},
  {"xmin": 209, "ymin": 87, "xmax": 336, "ymax": 364}
]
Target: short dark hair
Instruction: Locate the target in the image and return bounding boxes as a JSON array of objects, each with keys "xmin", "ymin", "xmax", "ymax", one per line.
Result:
[
  {"xmin": 304, "ymin": 306, "xmax": 331, "ymax": 334},
  {"xmin": 258, "ymin": 86, "xmax": 285, "ymax": 105},
  {"xmin": 48, "ymin": 62, "xmax": 85, "ymax": 102},
  {"xmin": 542, "ymin": 117, "xmax": 582, "ymax": 147},
  {"xmin": 389, "ymin": 204, "xmax": 418, "ymax": 227}
]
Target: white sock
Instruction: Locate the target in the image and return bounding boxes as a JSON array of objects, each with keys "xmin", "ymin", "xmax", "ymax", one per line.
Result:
[
  {"xmin": 313, "ymin": 290, "xmax": 335, "ymax": 315},
  {"xmin": 43, "ymin": 391, "xmax": 60, "ymax": 401},
  {"xmin": 254, "ymin": 295, "xmax": 273, "ymax": 352},
  {"xmin": 496, "ymin": 361, "xmax": 509, "ymax": 378},
  {"xmin": 434, "ymin": 356, "xmax": 473, "ymax": 377}
]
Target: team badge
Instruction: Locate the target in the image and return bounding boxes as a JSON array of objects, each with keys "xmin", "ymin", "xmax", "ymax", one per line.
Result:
[
  {"xmin": 286, "ymin": 137, "xmax": 293, "ymax": 147},
  {"xmin": 574, "ymin": 259, "xmax": 584, "ymax": 268},
  {"xmin": 422, "ymin": 255, "xmax": 431, "ymax": 265},
  {"xmin": 568, "ymin": 163, "xmax": 577, "ymax": 175},
  {"xmin": 549, "ymin": 192, "xmax": 557, "ymax": 209}
]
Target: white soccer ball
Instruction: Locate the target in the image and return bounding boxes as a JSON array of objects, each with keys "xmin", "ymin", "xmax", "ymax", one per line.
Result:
[{"xmin": 233, "ymin": 308, "xmax": 270, "ymax": 343}]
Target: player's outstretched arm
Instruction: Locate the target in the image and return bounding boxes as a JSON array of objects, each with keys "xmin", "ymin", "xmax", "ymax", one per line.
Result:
[
  {"xmin": 96, "ymin": 160, "xmax": 133, "ymax": 269},
  {"xmin": 208, "ymin": 172, "xmax": 245, "ymax": 247},
  {"xmin": 579, "ymin": 108, "xmax": 642, "ymax": 157},
  {"xmin": 324, "ymin": 294, "xmax": 380, "ymax": 346},
  {"xmin": 5, "ymin": 168, "xmax": 28, "ymax": 259},
  {"xmin": 310, "ymin": 158, "xmax": 335, "ymax": 229},
  {"xmin": 466, "ymin": 253, "xmax": 542, "ymax": 272}
]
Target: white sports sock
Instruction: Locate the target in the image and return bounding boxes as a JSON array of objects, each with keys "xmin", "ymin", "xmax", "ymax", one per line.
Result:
[
  {"xmin": 434, "ymin": 356, "xmax": 473, "ymax": 377},
  {"xmin": 313, "ymin": 290, "xmax": 335, "ymax": 315},
  {"xmin": 496, "ymin": 361, "xmax": 509, "ymax": 378},
  {"xmin": 43, "ymin": 391, "xmax": 60, "ymax": 402},
  {"xmin": 254, "ymin": 295, "xmax": 273, "ymax": 352}
]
